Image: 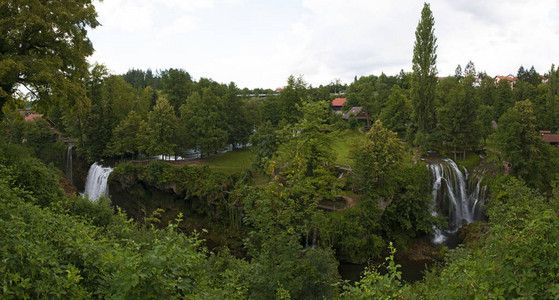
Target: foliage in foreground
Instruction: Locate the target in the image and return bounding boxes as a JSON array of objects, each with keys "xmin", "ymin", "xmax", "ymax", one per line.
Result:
[{"xmin": 0, "ymin": 147, "xmax": 249, "ymax": 299}]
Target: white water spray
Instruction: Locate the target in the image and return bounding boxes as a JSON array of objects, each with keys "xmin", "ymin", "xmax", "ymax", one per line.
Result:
[
  {"xmin": 428, "ymin": 159, "xmax": 486, "ymax": 244},
  {"xmin": 66, "ymin": 145, "xmax": 73, "ymax": 185},
  {"xmin": 84, "ymin": 162, "xmax": 113, "ymax": 201}
]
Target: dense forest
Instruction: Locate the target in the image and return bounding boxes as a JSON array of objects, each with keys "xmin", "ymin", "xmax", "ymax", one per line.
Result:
[{"xmin": 2, "ymin": 1, "xmax": 559, "ymax": 299}]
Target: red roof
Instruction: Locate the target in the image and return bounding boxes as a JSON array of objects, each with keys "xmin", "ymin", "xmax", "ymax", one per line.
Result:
[
  {"xmin": 542, "ymin": 134, "xmax": 559, "ymax": 143},
  {"xmin": 495, "ymin": 75, "xmax": 518, "ymax": 82},
  {"xmin": 25, "ymin": 114, "xmax": 43, "ymax": 121},
  {"xmin": 331, "ymin": 98, "xmax": 347, "ymax": 107}
]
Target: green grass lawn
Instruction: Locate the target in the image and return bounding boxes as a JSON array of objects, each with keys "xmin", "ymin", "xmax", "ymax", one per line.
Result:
[
  {"xmin": 203, "ymin": 148, "xmax": 255, "ymax": 174},
  {"xmin": 195, "ymin": 129, "xmax": 364, "ymax": 174},
  {"xmin": 331, "ymin": 129, "xmax": 365, "ymax": 167}
]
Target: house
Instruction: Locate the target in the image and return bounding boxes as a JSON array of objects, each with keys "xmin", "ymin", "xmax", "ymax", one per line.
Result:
[
  {"xmin": 494, "ymin": 75, "xmax": 518, "ymax": 89},
  {"xmin": 342, "ymin": 107, "xmax": 369, "ymax": 121},
  {"xmin": 331, "ymin": 98, "xmax": 347, "ymax": 113},
  {"xmin": 25, "ymin": 113, "xmax": 44, "ymax": 122},
  {"xmin": 540, "ymin": 131, "xmax": 559, "ymax": 145},
  {"xmin": 541, "ymin": 76, "xmax": 549, "ymax": 84}
]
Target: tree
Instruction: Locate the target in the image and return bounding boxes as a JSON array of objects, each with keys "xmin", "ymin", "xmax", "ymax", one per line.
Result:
[
  {"xmin": 222, "ymin": 82, "xmax": 255, "ymax": 147},
  {"xmin": 179, "ymin": 89, "xmax": 227, "ymax": 157},
  {"xmin": 411, "ymin": 2, "xmax": 438, "ymax": 147},
  {"xmin": 0, "ymin": 0, "xmax": 99, "ymax": 115},
  {"xmin": 454, "ymin": 64, "xmax": 463, "ymax": 79},
  {"xmin": 243, "ymin": 177, "xmax": 340, "ymax": 299},
  {"xmin": 517, "ymin": 65, "xmax": 528, "ymax": 82},
  {"xmin": 436, "ymin": 75, "xmax": 481, "ymax": 158},
  {"xmin": 527, "ymin": 65, "xmax": 542, "ymax": 86},
  {"xmin": 379, "ymin": 85, "xmax": 412, "ymax": 134},
  {"xmin": 494, "ymin": 78, "xmax": 514, "ymax": 119},
  {"xmin": 278, "ymin": 75, "xmax": 307, "ymax": 124},
  {"xmin": 352, "ymin": 120, "xmax": 404, "ymax": 200},
  {"xmin": 494, "ymin": 100, "xmax": 545, "ymax": 181},
  {"xmin": 81, "ymin": 71, "xmax": 138, "ymax": 159},
  {"xmin": 250, "ymin": 121, "xmax": 278, "ymax": 170},
  {"xmin": 107, "ymin": 111, "xmax": 146, "ymax": 158},
  {"xmin": 275, "ymin": 100, "xmax": 337, "ymax": 201},
  {"xmin": 161, "ymin": 69, "xmax": 192, "ymax": 113},
  {"xmin": 464, "ymin": 60, "xmax": 476, "ymax": 77},
  {"xmin": 141, "ymin": 98, "xmax": 178, "ymax": 156}
]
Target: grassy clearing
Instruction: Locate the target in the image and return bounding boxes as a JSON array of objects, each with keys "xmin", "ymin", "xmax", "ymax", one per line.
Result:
[
  {"xmin": 331, "ymin": 129, "xmax": 365, "ymax": 167},
  {"xmin": 202, "ymin": 148, "xmax": 255, "ymax": 174}
]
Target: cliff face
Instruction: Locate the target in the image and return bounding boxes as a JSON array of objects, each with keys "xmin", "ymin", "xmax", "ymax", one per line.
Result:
[
  {"xmin": 108, "ymin": 171, "xmax": 190, "ymax": 224},
  {"xmin": 107, "ymin": 165, "xmax": 248, "ymax": 256}
]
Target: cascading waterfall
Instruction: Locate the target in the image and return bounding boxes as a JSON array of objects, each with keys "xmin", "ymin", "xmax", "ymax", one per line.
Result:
[
  {"xmin": 428, "ymin": 159, "xmax": 486, "ymax": 245},
  {"xmin": 84, "ymin": 162, "xmax": 114, "ymax": 201},
  {"xmin": 65, "ymin": 145, "xmax": 73, "ymax": 184}
]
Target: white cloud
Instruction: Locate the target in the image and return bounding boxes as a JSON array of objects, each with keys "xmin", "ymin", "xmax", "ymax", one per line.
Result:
[
  {"xmin": 89, "ymin": 0, "xmax": 559, "ymax": 88},
  {"xmin": 95, "ymin": 0, "xmax": 154, "ymax": 32},
  {"xmin": 159, "ymin": 0, "xmax": 214, "ymax": 11},
  {"xmin": 161, "ymin": 15, "xmax": 199, "ymax": 36}
]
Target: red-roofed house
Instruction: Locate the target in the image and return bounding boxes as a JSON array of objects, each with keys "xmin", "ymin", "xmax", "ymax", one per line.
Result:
[
  {"xmin": 542, "ymin": 134, "xmax": 559, "ymax": 145},
  {"xmin": 494, "ymin": 75, "xmax": 518, "ymax": 89},
  {"xmin": 331, "ymin": 98, "xmax": 347, "ymax": 113},
  {"xmin": 25, "ymin": 113, "xmax": 44, "ymax": 122},
  {"xmin": 540, "ymin": 131, "xmax": 559, "ymax": 145}
]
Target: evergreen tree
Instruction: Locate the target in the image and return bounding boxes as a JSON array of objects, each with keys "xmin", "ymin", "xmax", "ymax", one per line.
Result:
[
  {"xmin": 411, "ymin": 3, "xmax": 438, "ymax": 147},
  {"xmin": 454, "ymin": 64, "xmax": 463, "ymax": 79},
  {"xmin": 464, "ymin": 60, "xmax": 476, "ymax": 77},
  {"xmin": 517, "ymin": 65, "xmax": 528, "ymax": 82}
]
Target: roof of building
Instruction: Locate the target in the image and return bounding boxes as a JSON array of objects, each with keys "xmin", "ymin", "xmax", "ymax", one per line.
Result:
[
  {"xmin": 25, "ymin": 113, "xmax": 43, "ymax": 121},
  {"xmin": 342, "ymin": 107, "xmax": 368, "ymax": 120},
  {"xmin": 331, "ymin": 98, "xmax": 347, "ymax": 107},
  {"xmin": 542, "ymin": 134, "xmax": 559, "ymax": 143},
  {"xmin": 495, "ymin": 75, "xmax": 518, "ymax": 82}
]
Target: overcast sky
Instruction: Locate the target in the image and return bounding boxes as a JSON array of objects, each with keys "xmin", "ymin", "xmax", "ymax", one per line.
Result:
[{"xmin": 88, "ymin": 0, "xmax": 559, "ymax": 89}]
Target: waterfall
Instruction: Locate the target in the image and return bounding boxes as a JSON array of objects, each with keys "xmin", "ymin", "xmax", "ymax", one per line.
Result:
[
  {"xmin": 84, "ymin": 162, "xmax": 114, "ymax": 201},
  {"xmin": 65, "ymin": 145, "xmax": 73, "ymax": 185},
  {"xmin": 428, "ymin": 159, "xmax": 486, "ymax": 244}
]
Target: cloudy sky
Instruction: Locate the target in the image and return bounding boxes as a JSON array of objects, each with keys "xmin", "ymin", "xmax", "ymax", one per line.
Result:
[{"xmin": 88, "ymin": 0, "xmax": 559, "ymax": 89}]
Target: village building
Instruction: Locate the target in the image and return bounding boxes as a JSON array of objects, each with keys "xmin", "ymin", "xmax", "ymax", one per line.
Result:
[
  {"xmin": 342, "ymin": 107, "xmax": 369, "ymax": 121},
  {"xmin": 331, "ymin": 98, "xmax": 347, "ymax": 113},
  {"xmin": 540, "ymin": 130, "xmax": 559, "ymax": 146},
  {"xmin": 494, "ymin": 74, "xmax": 518, "ymax": 89}
]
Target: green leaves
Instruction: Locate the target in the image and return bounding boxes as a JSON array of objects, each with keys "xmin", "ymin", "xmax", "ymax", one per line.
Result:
[
  {"xmin": 179, "ymin": 89, "xmax": 227, "ymax": 157},
  {"xmin": 352, "ymin": 120, "xmax": 403, "ymax": 200},
  {"xmin": 411, "ymin": 2, "xmax": 438, "ymax": 145},
  {"xmin": 0, "ymin": 0, "xmax": 98, "ymax": 113}
]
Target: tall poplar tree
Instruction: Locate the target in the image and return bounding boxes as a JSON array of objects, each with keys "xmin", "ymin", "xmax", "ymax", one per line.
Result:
[{"xmin": 411, "ymin": 3, "xmax": 438, "ymax": 147}]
